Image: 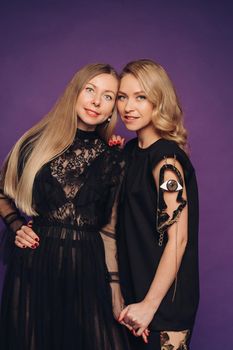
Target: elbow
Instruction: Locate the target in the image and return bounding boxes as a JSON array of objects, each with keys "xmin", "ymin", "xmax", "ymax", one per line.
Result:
[
  {"xmin": 178, "ymin": 236, "xmax": 188, "ymax": 251},
  {"xmin": 168, "ymin": 233, "xmax": 188, "ymax": 251}
]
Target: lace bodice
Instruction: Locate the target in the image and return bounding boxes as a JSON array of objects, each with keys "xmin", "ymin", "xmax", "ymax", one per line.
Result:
[
  {"xmin": 50, "ymin": 133, "xmax": 105, "ymax": 199},
  {"xmin": 32, "ymin": 129, "xmax": 125, "ymax": 229}
]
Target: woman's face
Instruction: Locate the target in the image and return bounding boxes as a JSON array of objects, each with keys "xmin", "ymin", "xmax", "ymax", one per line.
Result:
[
  {"xmin": 117, "ymin": 74, "xmax": 154, "ymax": 132},
  {"xmin": 75, "ymin": 73, "xmax": 118, "ymax": 131}
]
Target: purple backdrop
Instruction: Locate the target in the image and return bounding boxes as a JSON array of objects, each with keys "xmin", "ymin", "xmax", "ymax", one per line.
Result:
[{"xmin": 0, "ymin": 0, "xmax": 232, "ymax": 348}]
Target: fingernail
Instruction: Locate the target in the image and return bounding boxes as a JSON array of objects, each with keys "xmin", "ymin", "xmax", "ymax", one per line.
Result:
[
  {"xmin": 23, "ymin": 245, "xmax": 27, "ymax": 248},
  {"xmin": 31, "ymin": 244, "xmax": 38, "ymax": 249},
  {"xmin": 35, "ymin": 238, "xmax": 39, "ymax": 242},
  {"xmin": 113, "ymin": 141, "xmax": 117, "ymax": 145}
]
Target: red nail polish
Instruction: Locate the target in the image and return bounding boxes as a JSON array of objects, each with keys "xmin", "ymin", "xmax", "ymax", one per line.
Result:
[
  {"xmin": 35, "ymin": 238, "xmax": 39, "ymax": 242},
  {"xmin": 113, "ymin": 141, "xmax": 117, "ymax": 145}
]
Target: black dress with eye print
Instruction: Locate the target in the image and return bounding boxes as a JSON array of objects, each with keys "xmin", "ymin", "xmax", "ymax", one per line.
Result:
[
  {"xmin": 0, "ymin": 129, "xmax": 129, "ymax": 350},
  {"xmin": 117, "ymin": 138, "xmax": 199, "ymax": 331}
]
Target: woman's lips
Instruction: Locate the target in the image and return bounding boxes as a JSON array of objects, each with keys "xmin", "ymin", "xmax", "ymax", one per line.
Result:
[
  {"xmin": 84, "ymin": 108, "xmax": 100, "ymax": 117},
  {"xmin": 123, "ymin": 115, "xmax": 140, "ymax": 122}
]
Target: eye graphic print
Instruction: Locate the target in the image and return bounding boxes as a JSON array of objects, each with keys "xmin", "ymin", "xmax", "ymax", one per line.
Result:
[{"xmin": 160, "ymin": 179, "xmax": 183, "ymax": 192}]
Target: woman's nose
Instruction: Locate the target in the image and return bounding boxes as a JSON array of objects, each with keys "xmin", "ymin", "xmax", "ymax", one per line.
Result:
[
  {"xmin": 125, "ymin": 99, "xmax": 135, "ymax": 112},
  {"xmin": 92, "ymin": 94, "xmax": 101, "ymax": 107}
]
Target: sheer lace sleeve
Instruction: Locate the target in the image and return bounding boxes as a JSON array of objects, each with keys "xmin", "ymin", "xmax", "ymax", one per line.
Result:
[
  {"xmin": 99, "ymin": 195, "xmax": 125, "ymax": 318},
  {"xmin": 98, "ymin": 148, "xmax": 126, "ymax": 284},
  {"xmin": 0, "ymin": 162, "xmax": 27, "ymax": 233},
  {"xmin": 99, "ymin": 198, "xmax": 119, "ymax": 283}
]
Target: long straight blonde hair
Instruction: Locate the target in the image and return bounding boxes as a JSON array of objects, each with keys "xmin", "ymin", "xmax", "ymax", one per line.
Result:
[
  {"xmin": 3, "ymin": 63, "xmax": 119, "ymax": 216},
  {"xmin": 120, "ymin": 59, "xmax": 188, "ymax": 150}
]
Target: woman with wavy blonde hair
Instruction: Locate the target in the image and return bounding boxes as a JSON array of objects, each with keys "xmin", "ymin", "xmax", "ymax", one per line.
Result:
[
  {"xmin": 0, "ymin": 63, "xmax": 130, "ymax": 350},
  {"xmin": 115, "ymin": 59, "xmax": 199, "ymax": 349}
]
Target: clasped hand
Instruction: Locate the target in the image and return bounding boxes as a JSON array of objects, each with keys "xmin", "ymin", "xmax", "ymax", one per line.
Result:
[
  {"xmin": 15, "ymin": 221, "xmax": 39, "ymax": 249},
  {"xmin": 118, "ymin": 300, "xmax": 155, "ymax": 344}
]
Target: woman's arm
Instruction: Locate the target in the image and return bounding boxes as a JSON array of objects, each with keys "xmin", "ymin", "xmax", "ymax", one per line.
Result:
[
  {"xmin": 99, "ymin": 197, "xmax": 125, "ymax": 319},
  {"xmin": 119, "ymin": 157, "xmax": 188, "ymax": 336},
  {"xmin": 0, "ymin": 164, "xmax": 39, "ymax": 248},
  {"xmin": 0, "ymin": 163, "xmax": 27, "ymax": 233},
  {"xmin": 100, "ymin": 197, "xmax": 149, "ymax": 343},
  {"xmin": 144, "ymin": 157, "xmax": 188, "ymax": 309}
]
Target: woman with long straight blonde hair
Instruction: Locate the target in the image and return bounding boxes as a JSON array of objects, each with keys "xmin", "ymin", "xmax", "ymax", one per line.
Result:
[
  {"xmin": 114, "ymin": 59, "xmax": 199, "ymax": 349},
  {"xmin": 0, "ymin": 63, "xmax": 130, "ymax": 350}
]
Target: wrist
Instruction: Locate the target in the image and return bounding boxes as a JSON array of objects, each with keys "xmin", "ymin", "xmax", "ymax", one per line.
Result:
[{"xmin": 143, "ymin": 296, "xmax": 160, "ymax": 312}]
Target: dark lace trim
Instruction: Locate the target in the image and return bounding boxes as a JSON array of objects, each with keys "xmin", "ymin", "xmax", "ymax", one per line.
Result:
[
  {"xmin": 3, "ymin": 212, "xmax": 23, "ymax": 225},
  {"xmin": 0, "ymin": 189, "xmax": 27, "ymax": 232},
  {"xmin": 100, "ymin": 229, "xmax": 116, "ymax": 240},
  {"xmin": 108, "ymin": 272, "xmax": 119, "ymax": 283}
]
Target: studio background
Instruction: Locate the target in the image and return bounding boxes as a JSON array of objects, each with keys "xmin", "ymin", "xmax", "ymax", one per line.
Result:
[{"xmin": 0, "ymin": 0, "xmax": 232, "ymax": 348}]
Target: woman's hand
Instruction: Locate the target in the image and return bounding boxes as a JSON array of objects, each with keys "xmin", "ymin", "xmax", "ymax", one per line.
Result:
[
  {"xmin": 118, "ymin": 300, "xmax": 156, "ymax": 338},
  {"xmin": 15, "ymin": 222, "xmax": 39, "ymax": 249},
  {"xmin": 108, "ymin": 134, "xmax": 125, "ymax": 148},
  {"xmin": 110, "ymin": 284, "xmax": 152, "ymax": 343}
]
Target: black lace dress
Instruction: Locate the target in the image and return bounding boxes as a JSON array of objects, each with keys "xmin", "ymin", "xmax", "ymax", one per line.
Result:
[{"xmin": 0, "ymin": 129, "xmax": 129, "ymax": 350}]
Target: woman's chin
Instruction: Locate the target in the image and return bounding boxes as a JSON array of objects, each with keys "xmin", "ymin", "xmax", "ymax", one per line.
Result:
[{"xmin": 123, "ymin": 124, "xmax": 140, "ymax": 132}]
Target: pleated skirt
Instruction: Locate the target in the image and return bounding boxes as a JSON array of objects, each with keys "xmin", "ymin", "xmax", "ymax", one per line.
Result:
[{"xmin": 0, "ymin": 223, "xmax": 129, "ymax": 350}]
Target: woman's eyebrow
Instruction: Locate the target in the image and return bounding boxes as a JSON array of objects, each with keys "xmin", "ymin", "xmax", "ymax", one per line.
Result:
[
  {"xmin": 134, "ymin": 90, "xmax": 145, "ymax": 95},
  {"xmin": 118, "ymin": 90, "xmax": 145, "ymax": 95},
  {"xmin": 105, "ymin": 90, "xmax": 116, "ymax": 96}
]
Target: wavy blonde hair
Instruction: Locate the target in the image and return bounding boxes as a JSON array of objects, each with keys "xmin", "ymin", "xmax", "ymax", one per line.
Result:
[
  {"xmin": 121, "ymin": 59, "xmax": 188, "ymax": 150},
  {"xmin": 3, "ymin": 63, "xmax": 119, "ymax": 215}
]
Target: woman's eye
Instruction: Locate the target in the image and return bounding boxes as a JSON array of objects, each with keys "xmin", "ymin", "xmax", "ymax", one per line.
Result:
[
  {"xmin": 137, "ymin": 95, "xmax": 146, "ymax": 101},
  {"xmin": 117, "ymin": 95, "xmax": 126, "ymax": 101},
  {"xmin": 104, "ymin": 95, "xmax": 113, "ymax": 101},
  {"xmin": 160, "ymin": 179, "xmax": 182, "ymax": 192},
  {"xmin": 86, "ymin": 87, "xmax": 94, "ymax": 93}
]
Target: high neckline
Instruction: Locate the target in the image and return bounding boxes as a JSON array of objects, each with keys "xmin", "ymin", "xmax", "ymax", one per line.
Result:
[
  {"xmin": 136, "ymin": 137, "xmax": 163, "ymax": 152},
  {"xmin": 75, "ymin": 128, "xmax": 98, "ymax": 140}
]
